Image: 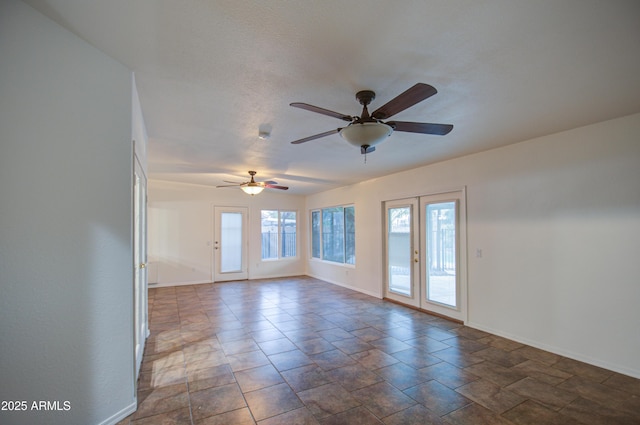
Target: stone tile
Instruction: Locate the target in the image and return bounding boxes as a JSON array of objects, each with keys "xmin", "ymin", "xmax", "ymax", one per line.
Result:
[
  {"xmin": 405, "ymin": 336, "xmax": 452, "ymax": 352},
  {"xmin": 503, "ymin": 399, "xmax": 583, "ymax": 425},
  {"xmin": 331, "ymin": 338, "xmax": 375, "ymax": 355},
  {"xmin": 235, "ymin": 364, "xmax": 284, "ymax": 393},
  {"xmin": 404, "ymin": 380, "xmax": 471, "ymax": 416},
  {"xmin": 190, "ymin": 383, "xmax": 247, "ymax": 421},
  {"xmin": 227, "ymin": 350, "xmax": 270, "ymax": 372},
  {"xmin": 318, "ymin": 327, "xmax": 357, "ymax": 342},
  {"xmin": 244, "ymin": 382, "xmax": 303, "ymax": 421},
  {"xmin": 184, "ymin": 350, "xmax": 229, "ymax": 372},
  {"xmin": 259, "ymin": 407, "xmax": 319, "ymax": 425},
  {"xmin": 382, "ymin": 404, "xmax": 447, "ymax": 425},
  {"xmin": 221, "ymin": 338, "xmax": 260, "ymax": 355},
  {"xmin": 559, "ymin": 396, "xmax": 639, "ymax": 425},
  {"xmin": 473, "ymin": 347, "xmax": 528, "ymax": 368},
  {"xmin": 257, "ymin": 338, "xmax": 297, "ymax": 355},
  {"xmin": 508, "ymin": 359, "xmax": 571, "ymax": 386},
  {"xmin": 602, "ymin": 373, "xmax": 640, "ymax": 397},
  {"xmin": 350, "ymin": 349, "xmax": 399, "ymax": 370},
  {"xmin": 350, "ymin": 327, "xmax": 387, "ymax": 342},
  {"xmin": 368, "ymin": 337, "xmax": 413, "ymax": 354},
  {"xmin": 439, "ymin": 336, "xmax": 488, "ymax": 353},
  {"xmin": 511, "ymin": 345, "xmax": 560, "ymax": 366},
  {"xmin": 282, "ymin": 365, "xmax": 334, "ymax": 392},
  {"xmin": 138, "ymin": 364, "xmax": 187, "ymax": 390},
  {"xmin": 391, "ymin": 347, "xmax": 442, "ymax": 369},
  {"xmin": 310, "ymin": 349, "xmax": 357, "ymax": 371},
  {"xmin": 133, "ymin": 383, "xmax": 189, "ymax": 420},
  {"xmin": 295, "ymin": 337, "xmax": 336, "ymax": 355},
  {"xmin": 464, "ymin": 361, "xmax": 528, "ymax": 387},
  {"xmin": 269, "ymin": 349, "xmax": 315, "ymax": 371},
  {"xmin": 297, "ymin": 383, "xmax": 361, "ymax": 419},
  {"xmin": 187, "ymin": 364, "xmax": 236, "ymax": 392},
  {"xmin": 557, "ymin": 375, "xmax": 632, "ymax": 407},
  {"xmin": 477, "ymin": 335, "xmax": 524, "ymax": 352},
  {"xmin": 443, "ymin": 403, "xmax": 515, "ymax": 425},
  {"xmin": 326, "ymin": 363, "xmax": 383, "ymax": 391},
  {"xmin": 195, "ymin": 407, "xmax": 256, "ymax": 425},
  {"xmin": 552, "ymin": 357, "xmax": 614, "ymax": 383},
  {"xmin": 506, "ymin": 377, "xmax": 578, "ymax": 411},
  {"xmin": 375, "ymin": 362, "xmax": 432, "ymax": 390},
  {"xmin": 456, "ymin": 379, "xmax": 526, "ymax": 414},
  {"xmin": 351, "ymin": 381, "xmax": 417, "ymax": 418},
  {"xmin": 420, "ymin": 361, "xmax": 480, "ymax": 389},
  {"xmin": 431, "ymin": 347, "xmax": 484, "ymax": 368},
  {"xmin": 319, "ymin": 406, "xmax": 383, "ymax": 425}
]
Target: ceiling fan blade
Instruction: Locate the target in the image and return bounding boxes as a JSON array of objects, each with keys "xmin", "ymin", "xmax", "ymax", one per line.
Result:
[
  {"xmin": 262, "ymin": 180, "xmax": 278, "ymax": 185},
  {"xmin": 291, "ymin": 128, "xmax": 341, "ymax": 144},
  {"xmin": 290, "ymin": 103, "xmax": 353, "ymax": 122},
  {"xmin": 371, "ymin": 83, "xmax": 437, "ymax": 120},
  {"xmin": 216, "ymin": 184, "xmax": 241, "ymax": 188},
  {"xmin": 264, "ymin": 184, "xmax": 289, "ymax": 190},
  {"xmin": 387, "ymin": 121, "xmax": 453, "ymax": 136},
  {"xmin": 223, "ymin": 180, "xmax": 245, "ymax": 184}
]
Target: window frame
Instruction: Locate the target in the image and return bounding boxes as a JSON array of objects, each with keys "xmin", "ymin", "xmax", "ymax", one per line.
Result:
[
  {"xmin": 261, "ymin": 209, "xmax": 298, "ymax": 261},
  {"xmin": 309, "ymin": 204, "xmax": 355, "ymax": 265}
]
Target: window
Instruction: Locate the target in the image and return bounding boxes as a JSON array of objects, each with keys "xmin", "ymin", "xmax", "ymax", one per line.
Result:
[
  {"xmin": 310, "ymin": 205, "xmax": 355, "ymax": 264},
  {"xmin": 261, "ymin": 210, "xmax": 297, "ymax": 260}
]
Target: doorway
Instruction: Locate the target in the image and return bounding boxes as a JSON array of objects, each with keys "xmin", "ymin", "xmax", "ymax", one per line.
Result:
[
  {"xmin": 133, "ymin": 153, "xmax": 148, "ymax": 379},
  {"xmin": 214, "ymin": 206, "xmax": 248, "ymax": 281},
  {"xmin": 384, "ymin": 189, "xmax": 467, "ymax": 322}
]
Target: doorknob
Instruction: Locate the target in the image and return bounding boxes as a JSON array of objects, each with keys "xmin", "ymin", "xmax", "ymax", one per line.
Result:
[
  {"xmin": 414, "ymin": 258, "xmax": 419, "ymax": 263},
  {"xmin": 140, "ymin": 263, "xmax": 146, "ymax": 269}
]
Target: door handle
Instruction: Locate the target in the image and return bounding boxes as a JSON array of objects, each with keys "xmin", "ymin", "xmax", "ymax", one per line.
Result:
[
  {"xmin": 140, "ymin": 263, "xmax": 146, "ymax": 269},
  {"xmin": 414, "ymin": 258, "xmax": 419, "ymax": 263}
]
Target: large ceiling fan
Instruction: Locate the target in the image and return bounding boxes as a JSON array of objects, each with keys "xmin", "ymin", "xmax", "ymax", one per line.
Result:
[
  {"xmin": 216, "ymin": 171, "xmax": 288, "ymax": 195},
  {"xmin": 290, "ymin": 83, "xmax": 453, "ymax": 154}
]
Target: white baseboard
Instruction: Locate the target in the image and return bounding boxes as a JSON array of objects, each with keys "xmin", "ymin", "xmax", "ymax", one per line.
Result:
[
  {"xmin": 98, "ymin": 400, "xmax": 136, "ymax": 425},
  {"xmin": 306, "ymin": 273, "xmax": 382, "ymax": 299},
  {"xmin": 466, "ymin": 321, "xmax": 640, "ymax": 379}
]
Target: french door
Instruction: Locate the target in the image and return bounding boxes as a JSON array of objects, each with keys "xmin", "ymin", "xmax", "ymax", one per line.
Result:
[
  {"xmin": 214, "ymin": 206, "xmax": 248, "ymax": 281},
  {"xmin": 133, "ymin": 153, "xmax": 148, "ymax": 380},
  {"xmin": 384, "ymin": 190, "xmax": 467, "ymax": 322}
]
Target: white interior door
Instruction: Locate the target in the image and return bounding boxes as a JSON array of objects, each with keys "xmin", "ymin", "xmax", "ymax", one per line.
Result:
[
  {"xmin": 214, "ymin": 206, "xmax": 248, "ymax": 282},
  {"xmin": 384, "ymin": 190, "xmax": 467, "ymax": 322},
  {"xmin": 133, "ymin": 154, "xmax": 148, "ymax": 379}
]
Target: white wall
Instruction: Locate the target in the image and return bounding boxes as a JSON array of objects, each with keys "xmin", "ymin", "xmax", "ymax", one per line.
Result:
[
  {"xmin": 148, "ymin": 180, "xmax": 306, "ymax": 286},
  {"xmin": 0, "ymin": 1, "xmax": 135, "ymax": 424},
  {"xmin": 305, "ymin": 113, "xmax": 640, "ymax": 378}
]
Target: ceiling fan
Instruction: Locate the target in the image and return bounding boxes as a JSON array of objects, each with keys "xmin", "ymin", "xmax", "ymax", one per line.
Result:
[
  {"xmin": 290, "ymin": 83, "xmax": 453, "ymax": 154},
  {"xmin": 216, "ymin": 171, "xmax": 288, "ymax": 195}
]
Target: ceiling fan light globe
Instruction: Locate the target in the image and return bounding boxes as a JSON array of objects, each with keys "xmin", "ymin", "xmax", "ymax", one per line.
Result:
[
  {"xmin": 241, "ymin": 184, "xmax": 264, "ymax": 195},
  {"xmin": 339, "ymin": 122, "xmax": 393, "ymax": 148}
]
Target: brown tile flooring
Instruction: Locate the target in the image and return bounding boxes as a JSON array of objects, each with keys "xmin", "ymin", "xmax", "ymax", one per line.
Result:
[{"xmin": 118, "ymin": 276, "xmax": 640, "ymax": 425}]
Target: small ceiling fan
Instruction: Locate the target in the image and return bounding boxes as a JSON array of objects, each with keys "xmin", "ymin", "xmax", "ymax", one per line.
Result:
[
  {"xmin": 216, "ymin": 171, "xmax": 288, "ymax": 195},
  {"xmin": 290, "ymin": 83, "xmax": 453, "ymax": 154}
]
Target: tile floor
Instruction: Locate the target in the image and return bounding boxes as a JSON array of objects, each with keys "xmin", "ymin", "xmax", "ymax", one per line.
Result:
[{"xmin": 117, "ymin": 276, "xmax": 640, "ymax": 425}]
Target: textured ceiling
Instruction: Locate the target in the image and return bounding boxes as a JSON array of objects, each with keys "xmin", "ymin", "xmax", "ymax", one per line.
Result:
[{"xmin": 25, "ymin": 0, "xmax": 640, "ymax": 194}]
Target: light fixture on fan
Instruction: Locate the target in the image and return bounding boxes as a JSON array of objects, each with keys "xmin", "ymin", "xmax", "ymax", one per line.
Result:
[
  {"xmin": 339, "ymin": 122, "xmax": 393, "ymax": 148},
  {"xmin": 241, "ymin": 184, "xmax": 264, "ymax": 195},
  {"xmin": 216, "ymin": 171, "xmax": 288, "ymax": 195}
]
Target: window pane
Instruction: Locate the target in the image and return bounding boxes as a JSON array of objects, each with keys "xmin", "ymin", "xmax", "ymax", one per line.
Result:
[
  {"xmin": 322, "ymin": 207, "xmax": 345, "ymax": 263},
  {"xmin": 345, "ymin": 206, "xmax": 355, "ymax": 265},
  {"xmin": 426, "ymin": 202, "xmax": 456, "ymax": 307},
  {"xmin": 221, "ymin": 212, "xmax": 242, "ymax": 272},
  {"xmin": 261, "ymin": 210, "xmax": 278, "ymax": 260},
  {"xmin": 280, "ymin": 211, "xmax": 296, "ymax": 258},
  {"xmin": 388, "ymin": 206, "xmax": 411, "ymax": 295},
  {"xmin": 311, "ymin": 211, "xmax": 320, "ymax": 258}
]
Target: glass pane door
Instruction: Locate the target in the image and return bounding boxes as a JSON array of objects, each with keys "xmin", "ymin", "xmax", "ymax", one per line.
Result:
[
  {"xmin": 384, "ymin": 199, "xmax": 419, "ymax": 307},
  {"xmin": 420, "ymin": 190, "xmax": 467, "ymax": 322},
  {"xmin": 214, "ymin": 206, "xmax": 248, "ymax": 281}
]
